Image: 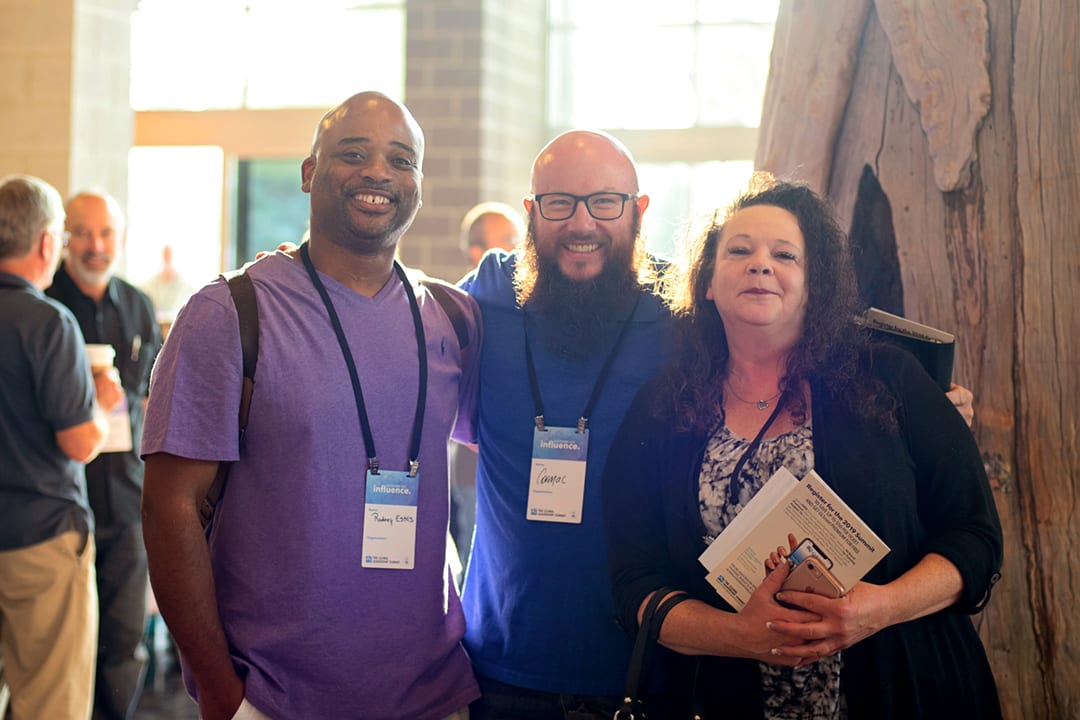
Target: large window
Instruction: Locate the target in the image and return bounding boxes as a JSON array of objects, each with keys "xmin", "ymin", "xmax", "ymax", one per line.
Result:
[
  {"xmin": 127, "ymin": 146, "xmax": 224, "ymax": 289},
  {"xmin": 547, "ymin": 0, "xmax": 779, "ymax": 255},
  {"xmin": 235, "ymin": 158, "xmax": 310, "ymax": 262},
  {"xmin": 131, "ymin": 1, "xmax": 405, "ymax": 111}
]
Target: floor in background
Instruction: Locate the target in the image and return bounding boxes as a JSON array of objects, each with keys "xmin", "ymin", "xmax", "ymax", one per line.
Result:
[{"xmin": 134, "ymin": 670, "xmax": 198, "ymax": 720}]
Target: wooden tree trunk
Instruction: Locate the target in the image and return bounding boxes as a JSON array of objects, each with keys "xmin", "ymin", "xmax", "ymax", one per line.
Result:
[{"xmin": 756, "ymin": 1, "xmax": 1080, "ymax": 717}]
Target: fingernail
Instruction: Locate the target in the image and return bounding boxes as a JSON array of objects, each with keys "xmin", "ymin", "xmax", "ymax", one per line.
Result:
[
  {"xmin": 770, "ymin": 648, "xmax": 781, "ymax": 656},
  {"xmin": 765, "ymin": 621, "xmax": 774, "ymax": 630}
]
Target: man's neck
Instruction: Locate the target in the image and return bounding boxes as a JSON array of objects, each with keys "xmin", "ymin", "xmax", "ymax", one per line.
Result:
[
  {"xmin": 63, "ymin": 261, "xmax": 108, "ymax": 302},
  {"xmin": 0, "ymin": 258, "xmax": 46, "ymax": 290},
  {"xmin": 301, "ymin": 238, "xmax": 397, "ymax": 298}
]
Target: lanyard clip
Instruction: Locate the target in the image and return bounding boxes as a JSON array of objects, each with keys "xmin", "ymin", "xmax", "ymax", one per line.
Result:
[
  {"xmin": 367, "ymin": 457, "xmax": 380, "ymax": 475},
  {"xmin": 408, "ymin": 459, "xmax": 419, "ymax": 477},
  {"xmin": 577, "ymin": 417, "xmax": 588, "ymax": 434},
  {"xmin": 534, "ymin": 415, "xmax": 546, "ymax": 432}
]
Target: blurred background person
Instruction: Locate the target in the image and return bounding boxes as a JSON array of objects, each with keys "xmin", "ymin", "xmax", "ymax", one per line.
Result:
[
  {"xmin": 459, "ymin": 201, "xmax": 524, "ymax": 270},
  {"xmin": 139, "ymin": 244, "xmax": 195, "ymax": 340},
  {"xmin": 0, "ymin": 174, "xmax": 115, "ymax": 720},
  {"xmin": 46, "ymin": 190, "xmax": 162, "ymax": 720}
]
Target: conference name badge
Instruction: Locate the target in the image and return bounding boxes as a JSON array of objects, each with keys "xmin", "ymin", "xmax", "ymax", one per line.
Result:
[
  {"xmin": 362, "ymin": 470, "xmax": 419, "ymax": 569},
  {"xmin": 527, "ymin": 426, "xmax": 588, "ymax": 524}
]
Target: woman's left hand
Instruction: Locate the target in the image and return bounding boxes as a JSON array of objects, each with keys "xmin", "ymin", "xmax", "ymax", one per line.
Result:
[
  {"xmin": 766, "ymin": 553, "xmax": 965, "ymax": 664},
  {"xmin": 762, "ymin": 581, "xmax": 888, "ymax": 665}
]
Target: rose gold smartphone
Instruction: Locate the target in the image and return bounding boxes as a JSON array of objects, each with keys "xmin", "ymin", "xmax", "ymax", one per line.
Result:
[{"xmin": 782, "ymin": 556, "xmax": 845, "ymax": 598}]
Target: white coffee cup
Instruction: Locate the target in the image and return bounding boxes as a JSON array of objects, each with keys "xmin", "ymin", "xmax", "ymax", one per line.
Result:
[{"xmin": 85, "ymin": 343, "xmax": 116, "ymax": 373}]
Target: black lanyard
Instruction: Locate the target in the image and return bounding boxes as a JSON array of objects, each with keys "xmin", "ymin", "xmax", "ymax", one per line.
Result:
[
  {"xmin": 300, "ymin": 243, "xmax": 428, "ymax": 476},
  {"xmin": 523, "ymin": 292, "xmax": 642, "ymax": 434},
  {"xmin": 727, "ymin": 394, "xmax": 787, "ymax": 506}
]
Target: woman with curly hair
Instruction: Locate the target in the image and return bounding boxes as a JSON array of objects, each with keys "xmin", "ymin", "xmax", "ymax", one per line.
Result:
[{"xmin": 602, "ymin": 177, "xmax": 1002, "ymax": 718}]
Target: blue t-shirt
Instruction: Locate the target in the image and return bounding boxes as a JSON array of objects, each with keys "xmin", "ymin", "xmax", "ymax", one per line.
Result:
[{"xmin": 460, "ymin": 251, "xmax": 673, "ymax": 695}]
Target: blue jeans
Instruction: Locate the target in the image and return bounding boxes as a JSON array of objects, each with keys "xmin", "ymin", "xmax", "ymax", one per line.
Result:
[{"xmin": 470, "ymin": 674, "xmax": 620, "ymax": 720}]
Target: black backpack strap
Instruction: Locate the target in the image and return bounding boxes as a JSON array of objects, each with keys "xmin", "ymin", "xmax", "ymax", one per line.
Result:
[
  {"xmin": 200, "ymin": 270, "xmax": 259, "ymax": 529},
  {"xmin": 419, "ymin": 277, "xmax": 470, "ymax": 351}
]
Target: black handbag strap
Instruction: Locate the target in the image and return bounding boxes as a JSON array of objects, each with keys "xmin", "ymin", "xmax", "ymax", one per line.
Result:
[{"xmin": 615, "ymin": 587, "xmax": 693, "ymax": 719}]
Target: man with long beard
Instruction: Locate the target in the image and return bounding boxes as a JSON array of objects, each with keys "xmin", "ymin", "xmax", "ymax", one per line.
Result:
[
  {"xmin": 460, "ymin": 130, "xmax": 976, "ymax": 719},
  {"xmin": 460, "ymin": 130, "xmax": 670, "ymax": 718}
]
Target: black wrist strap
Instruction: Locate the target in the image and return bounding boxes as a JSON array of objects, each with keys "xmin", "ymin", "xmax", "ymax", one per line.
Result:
[{"xmin": 616, "ymin": 587, "xmax": 692, "ymax": 719}]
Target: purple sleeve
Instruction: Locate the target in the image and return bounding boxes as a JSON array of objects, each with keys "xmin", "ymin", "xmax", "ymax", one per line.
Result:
[{"xmin": 141, "ymin": 281, "xmax": 244, "ymax": 463}]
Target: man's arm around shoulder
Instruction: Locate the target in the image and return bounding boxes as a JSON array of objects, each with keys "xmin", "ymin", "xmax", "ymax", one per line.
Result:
[{"xmin": 142, "ymin": 452, "xmax": 245, "ymax": 720}]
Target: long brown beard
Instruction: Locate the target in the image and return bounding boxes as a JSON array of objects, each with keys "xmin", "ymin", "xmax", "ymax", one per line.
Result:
[{"xmin": 520, "ymin": 212, "xmax": 643, "ymax": 360}]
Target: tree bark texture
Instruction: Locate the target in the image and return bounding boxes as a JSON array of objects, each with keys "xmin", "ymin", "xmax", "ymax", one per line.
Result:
[{"xmin": 756, "ymin": 1, "xmax": 1079, "ymax": 718}]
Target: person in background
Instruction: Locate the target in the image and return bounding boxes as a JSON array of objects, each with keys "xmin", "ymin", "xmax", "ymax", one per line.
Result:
[
  {"xmin": 0, "ymin": 174, "xmax": 119, "ymax": 720},
  {"xmin": 140, "ymin": 244, "xmax": 196, "ymax": 335},
  {"xmin": 449, "ymin": 201, "xmax": 524, "ymax": 581},
  {"xmin": 141, "ymin": 91, "xmax": 481, "ymax": 720},
  {"xmin": 459, "ymin": 132, "xmax": 979, "ymax": 719},
  {"xmin": 603, "ymin": 177, "xmax": 1002, "ymax": 718},
  {"xmin": 460, "ymin": 200, "xmax": 524, "ymax": 268},
  {"xmin": 47, "ymin": 190, "xmax": 162, "ymax": 720}
]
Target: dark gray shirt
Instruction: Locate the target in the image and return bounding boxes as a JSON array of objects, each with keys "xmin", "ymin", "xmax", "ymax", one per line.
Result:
[{"xmin": 0, "ymin": 271, "xmax": 95, "ymax": 549}]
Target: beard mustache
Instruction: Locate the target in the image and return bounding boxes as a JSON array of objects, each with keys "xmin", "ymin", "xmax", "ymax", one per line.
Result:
[{"xmin": 522, "ymin": 212, "xmax": 643, "ymax": 360}]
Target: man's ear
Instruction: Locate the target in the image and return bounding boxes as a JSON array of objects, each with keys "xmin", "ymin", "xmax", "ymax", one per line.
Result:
[
  {"xmin": 522, "ymin": 197, "xmax": 533, "ymax": 215},
  {"xmin": 300, "ymin": 156, "xmax": 316, "ymax": 193},
  {"xmin": 38, "ymin": 227, "xmax": 59, "ymax": 268},
  {"xmin": 635, "ymin": 193, "xmax": 650, "ymax": 217}
]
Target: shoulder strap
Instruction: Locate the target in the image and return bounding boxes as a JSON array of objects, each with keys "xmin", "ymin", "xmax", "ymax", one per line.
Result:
[
  {"xmin": 199, "ymin": 269, "xmax": 260, "ymax": 529},
  {"xmin": 419, "ymin": 277, "xmax": 470, "ymax": 351}
]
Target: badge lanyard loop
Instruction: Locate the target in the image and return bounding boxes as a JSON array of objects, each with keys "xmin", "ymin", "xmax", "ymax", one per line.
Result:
[
  {"xmin": 523, "ymin": 292, "xmax": 642, "ymax": 434},
  {"xmin": 300, "ymin": 243, "xmax": 428, "ymax": 476},
  {"xmin": 726, "ymin": 394, "xmax": 786, "ymax": 506}
]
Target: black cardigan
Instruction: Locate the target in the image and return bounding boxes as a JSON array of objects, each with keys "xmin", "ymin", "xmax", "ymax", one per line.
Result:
[{"xmin": 603, "ymin": 345, "xmax": 1002, "ymax": 719}]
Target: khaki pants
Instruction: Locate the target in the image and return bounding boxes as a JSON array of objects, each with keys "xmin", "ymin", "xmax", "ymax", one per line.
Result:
[
  {"xmin": 0, "ymin": 530, "xmax": 98, "ymax": 720},
  {"xmin": 232, "ymin": 697, "xmax": 469, "ymax": 720}
]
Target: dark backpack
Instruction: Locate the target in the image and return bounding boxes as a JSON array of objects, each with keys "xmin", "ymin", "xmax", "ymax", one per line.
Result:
[{"xmin": 198, "ymin": 269, "xmax": 471, "ymax": 529}]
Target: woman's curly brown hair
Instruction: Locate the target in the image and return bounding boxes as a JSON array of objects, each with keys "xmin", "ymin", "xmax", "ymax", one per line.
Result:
[{"xmin": 658, "ymin": 174, "xmax": 897, "ymax": 433}]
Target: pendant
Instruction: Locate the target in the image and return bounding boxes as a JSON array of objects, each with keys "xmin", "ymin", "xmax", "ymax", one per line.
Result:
[{"xmin": 757, "ymin": 399, "xmax": 770, "ymax": 410}]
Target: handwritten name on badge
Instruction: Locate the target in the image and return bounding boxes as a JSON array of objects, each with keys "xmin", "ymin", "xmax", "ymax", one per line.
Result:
[{"xmin": 534, "ymin": 464, "xmax": 568, "ymax": 486}]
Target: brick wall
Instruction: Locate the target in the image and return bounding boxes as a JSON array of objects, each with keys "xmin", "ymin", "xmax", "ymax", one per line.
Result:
[{"xmin": 403, "ymin": 0, "xmax": 547, "ymax": 283}]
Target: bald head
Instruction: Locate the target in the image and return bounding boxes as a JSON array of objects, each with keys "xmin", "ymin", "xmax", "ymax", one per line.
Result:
[
  {"xmin": 310, "ymin": 92, "xmax": 425, "ymax": 167},
  {"xmin": 530, "ymin": 130, "xmax": 639, "ymax": 195},
  {"xmin": 64, "ymin": 190, "xmax": 125, "ymax": 296}
]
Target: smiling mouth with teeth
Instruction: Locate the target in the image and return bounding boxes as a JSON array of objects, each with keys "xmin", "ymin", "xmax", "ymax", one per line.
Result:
[
  {"xmin": 565, "ymin": 242, "xmax": 601, "ymax": 253},
  {"xmin": 354, "ymin": 193, "xmax": 390, "ymax": 205}
]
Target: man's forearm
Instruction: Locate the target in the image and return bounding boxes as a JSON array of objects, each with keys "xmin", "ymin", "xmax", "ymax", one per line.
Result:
[{"xmin": 143, "ymin": 485, "xmax": 244, "ymax": 714}]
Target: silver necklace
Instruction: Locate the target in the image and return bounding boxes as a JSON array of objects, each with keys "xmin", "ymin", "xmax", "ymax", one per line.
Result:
[{"xmin": 725, "ymin": 381, "xmax": 782, "ymax": 411}]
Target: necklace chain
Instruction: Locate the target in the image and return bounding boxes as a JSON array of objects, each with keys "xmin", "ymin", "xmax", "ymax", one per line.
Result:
[{"xmin": 725, "ymin": 380, "xmax": 782, "ymax": 411}]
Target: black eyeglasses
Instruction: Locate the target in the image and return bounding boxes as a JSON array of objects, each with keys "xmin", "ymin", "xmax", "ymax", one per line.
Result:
[{"xmin": 531, "ymin": 192, "xmax": 635, "ymax": 221}]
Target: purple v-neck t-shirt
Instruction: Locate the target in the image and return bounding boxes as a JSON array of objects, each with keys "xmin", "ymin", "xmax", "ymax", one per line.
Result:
[{"xmin": 143, "ymin": 252, "xmax": 481, "ymax": 719}]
